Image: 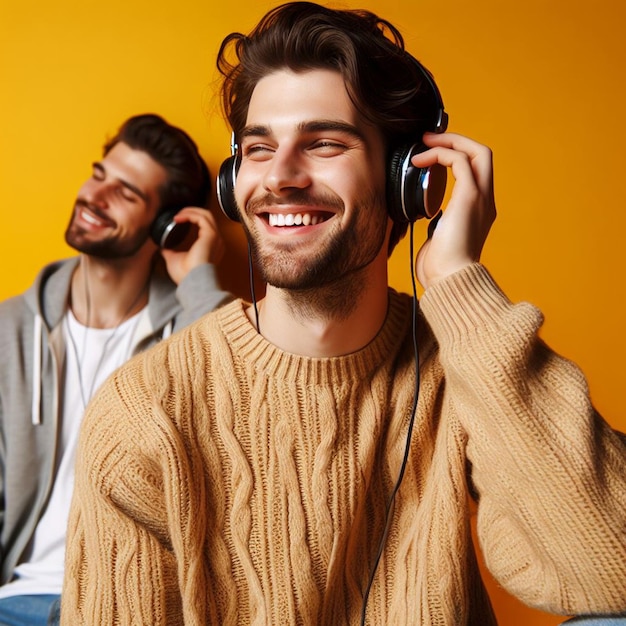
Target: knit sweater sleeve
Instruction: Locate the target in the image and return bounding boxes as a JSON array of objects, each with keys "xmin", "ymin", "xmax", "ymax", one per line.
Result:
[
  {"xmin": 61, "ymin": 335, "xmax": 207, "ymax": 626},
  {"xmin": 418, "ymin": 263, "xmax": 626, "ymax": 615}
]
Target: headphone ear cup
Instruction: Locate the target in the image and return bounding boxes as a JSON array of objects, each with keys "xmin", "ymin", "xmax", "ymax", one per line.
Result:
[
  {"xmin": 150, "ymin": 207, "xmax": 191, "ymax": 249},
  {"xmin": 217, "ymin": 155, "xmax": 241, "ymax": 222},
  {"xmin": 387, "ymin": 143, "xmax": 414, "ymax": 224},
  {"xmin": 387, "ymin": 143, "xmax": 447, "ymax": 223}
]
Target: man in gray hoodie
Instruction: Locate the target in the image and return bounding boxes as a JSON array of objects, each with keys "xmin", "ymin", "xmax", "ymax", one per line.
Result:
[{"xmin": 0, "ymin": 113, "xmax": 231, "ymax": 625}]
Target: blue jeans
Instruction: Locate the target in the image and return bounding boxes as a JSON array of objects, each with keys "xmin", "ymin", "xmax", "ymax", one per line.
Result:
[
  {"xmin": 0, "ymin": 595, "xmax": 60, "ymax": 626},
  {"xmin": 561, "ymin": 618, "xmax": 626, "ymax": 625}
]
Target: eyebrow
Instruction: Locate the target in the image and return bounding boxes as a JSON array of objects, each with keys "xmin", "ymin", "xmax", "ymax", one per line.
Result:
[
  {"xmin": 92, "ymin": 162, "xmax": 149, "ymax": 202},
  {"xmin": 240, "ymin": 119, "xmax": 367, "ymax": 142}
]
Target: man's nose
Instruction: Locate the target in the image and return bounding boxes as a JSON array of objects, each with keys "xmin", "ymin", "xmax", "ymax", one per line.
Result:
[{"xmin": 262, "ymin": 147, "xmax": 312, "ymax": 195}]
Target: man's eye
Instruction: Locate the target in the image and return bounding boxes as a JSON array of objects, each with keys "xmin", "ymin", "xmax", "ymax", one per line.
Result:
[
  {"xmin": 310, "ymin": 141, "xmax": 345, "ymax": 156},
  {"xmin": 243, "ymin": 144, "xmax": 273, "ymax": 160},
  {"xmin": 118, "ymin": 188, "xmax": 138, "ymax": 202},
  {"xmin": 91, "ymin": 162, "xmax": 106, "ymax": 180}
]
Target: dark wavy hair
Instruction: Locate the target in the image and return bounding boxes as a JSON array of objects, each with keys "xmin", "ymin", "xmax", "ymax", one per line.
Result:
[
  {"xmin": 216, "ymin": 2, "xmax": 442, "ymax": 250},
  {"xmin": 104, "ymin": 114, "xmax": 211, "ymax": 212}
]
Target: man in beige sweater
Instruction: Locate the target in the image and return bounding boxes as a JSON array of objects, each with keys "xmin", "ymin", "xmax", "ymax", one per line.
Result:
[{"xmin": 61, "ymin": 3, "xmax": 626, "ymax": 625}]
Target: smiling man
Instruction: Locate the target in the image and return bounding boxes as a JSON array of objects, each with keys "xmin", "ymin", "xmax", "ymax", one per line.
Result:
[
  {"xmin": 236, "ymin": 68, "xmax": 392, "ymax": 354},
  {"xmin": 0, "ymin": 113, "xmax": 231, "ymax": 625},
  {"xmin": 61, "ymin": 5, "xmax": 626, "ymax": 626}
]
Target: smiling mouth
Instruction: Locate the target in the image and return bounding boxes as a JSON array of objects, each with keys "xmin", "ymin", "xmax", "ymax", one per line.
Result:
[
  {"xmin": 77, "ymin": 204, "xmax": 114, "ymax": 228},
  {"xmin": 266, "ymin": 211, "xmax": 332, "ymax": 227}
]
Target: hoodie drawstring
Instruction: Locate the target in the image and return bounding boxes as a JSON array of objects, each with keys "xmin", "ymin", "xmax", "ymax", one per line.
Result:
[{"xmin": 31, "ymin": 314, "xmax": 43, "ymax": 425}]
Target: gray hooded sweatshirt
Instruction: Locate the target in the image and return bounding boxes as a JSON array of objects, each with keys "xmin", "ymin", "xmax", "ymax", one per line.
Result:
[{"xmin": 0, "ymin": 256, "xmax": 232, "ymax": 584}]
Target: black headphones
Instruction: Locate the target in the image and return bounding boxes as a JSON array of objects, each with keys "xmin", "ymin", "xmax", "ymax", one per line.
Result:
[
  {"xmin": 150, "ymin": 207, "xmax": 192, "ymax": 249},
  {"xmin": 386, "ymin": 59, "xmax": 448, "ymax": 223},
  {"xmin": 217, "ymin": 56, "xmax": 448, "ymax": 224},
  {"xmin": 216, "ymin": 136, "xmax": 242, "ymax": 223}
]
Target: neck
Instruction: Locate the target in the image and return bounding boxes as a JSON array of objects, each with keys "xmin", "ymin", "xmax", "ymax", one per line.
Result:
[
  {"xmin": 250, "ymin": 256, "xmax": 390, "ymax": 358},
  {"xmin": 70, "ymin": 253, "xmax": 154, "ymax": 328}
]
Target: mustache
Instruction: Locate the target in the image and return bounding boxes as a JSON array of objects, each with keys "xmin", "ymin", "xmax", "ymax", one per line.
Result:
[{"xmin": 246, "ymin": 190, "xmax": 344, "ymax": 214}]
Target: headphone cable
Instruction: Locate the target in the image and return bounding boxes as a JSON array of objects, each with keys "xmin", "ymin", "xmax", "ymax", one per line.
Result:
[{"xmin": 247, "ymin": 240, "xmax": 261, "ymax": 334}]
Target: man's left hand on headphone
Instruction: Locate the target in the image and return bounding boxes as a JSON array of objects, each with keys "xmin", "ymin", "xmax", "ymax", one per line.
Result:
[
  {"xmin": 160, "ymin": 207, "xmax": 226, "ymax": 285},
  {"xmin": 410, "ymin": 132, "xmax": 496, "ymax": 290}
]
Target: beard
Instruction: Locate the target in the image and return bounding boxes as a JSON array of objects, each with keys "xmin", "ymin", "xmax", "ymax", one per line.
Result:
[
  {"xmin": 242, "ymin": 189, "xmax": 388, "ymax": 292},
  {"xmin": 64, "ymin": 201, "xmax": 152, "ymax": 259}
]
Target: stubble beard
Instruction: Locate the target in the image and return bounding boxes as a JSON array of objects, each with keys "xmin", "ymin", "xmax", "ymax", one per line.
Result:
[
  {"xmin": 64, "ymin": 201, "xmax": 152, "ymax": 260},
  {"xmin": 243, "ymin": 190, "xmax": 388, "ymax": 320}
]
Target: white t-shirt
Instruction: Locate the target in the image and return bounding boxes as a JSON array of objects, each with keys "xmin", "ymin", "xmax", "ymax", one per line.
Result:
[{"xmin": 0, "ymin": 307, "xmax": 146, "ymax": 598}]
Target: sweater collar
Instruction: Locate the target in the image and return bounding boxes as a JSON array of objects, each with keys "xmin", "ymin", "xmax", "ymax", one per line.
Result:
[{"xmin": 216, "ymin": 290, "xmax": 412, "ymax": 386}]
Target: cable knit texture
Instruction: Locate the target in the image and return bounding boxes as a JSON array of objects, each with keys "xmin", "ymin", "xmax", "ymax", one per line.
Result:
[{"xmin": 61, "ymin": 264, "xmax": 626, "ymax": 625}]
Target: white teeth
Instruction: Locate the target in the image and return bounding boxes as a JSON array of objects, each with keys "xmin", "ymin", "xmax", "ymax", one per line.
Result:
[
  {"xmin": 81, "ymin": 209, "xmax": 103, "ymax": 226},
  {"xmin": 268, "ymin": 212, "xmax": 325, "ymax": 227}
]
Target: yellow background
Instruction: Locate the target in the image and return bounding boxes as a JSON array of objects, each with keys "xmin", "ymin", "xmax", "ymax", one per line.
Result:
[{"xmin": 1, "ymin": 1, "xmax": 624, "ymax": 624}]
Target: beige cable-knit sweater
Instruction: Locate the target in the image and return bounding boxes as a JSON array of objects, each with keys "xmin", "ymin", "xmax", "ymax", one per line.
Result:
[{"xmin": 61, "ymin": 264, "xmax": 626, "ymax": 625}]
